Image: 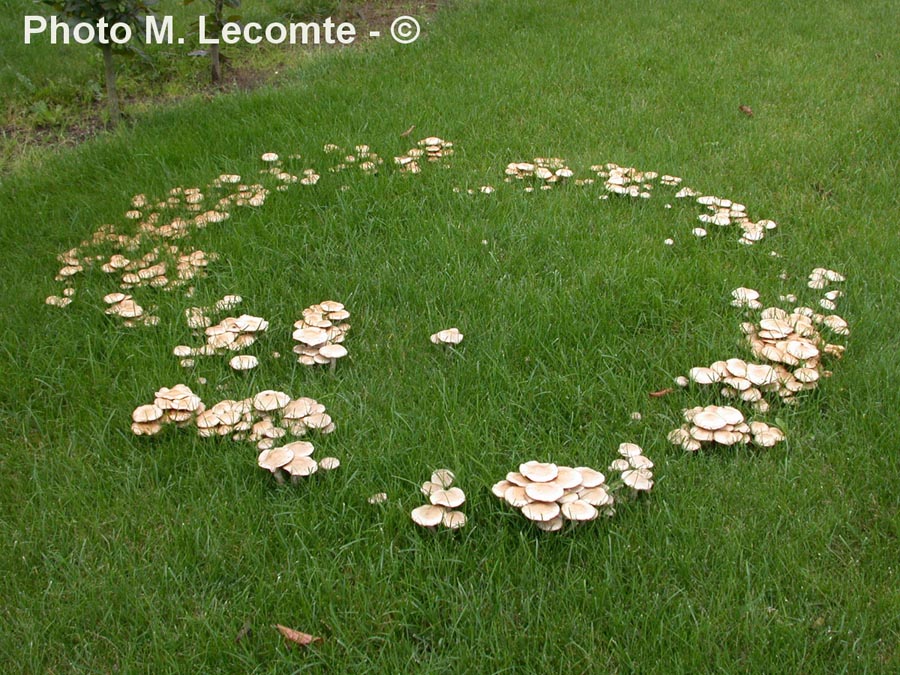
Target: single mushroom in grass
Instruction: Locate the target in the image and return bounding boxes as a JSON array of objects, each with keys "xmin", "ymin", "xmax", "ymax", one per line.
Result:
[{"xmin": 430, "ymin": 327, "xmax": 464, "ymax": 347}]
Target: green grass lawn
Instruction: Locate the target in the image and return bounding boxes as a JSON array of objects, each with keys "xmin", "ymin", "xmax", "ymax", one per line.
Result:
[{"xmin": 1, "ymin": 0, "xmax": 899, "ymax": 672}]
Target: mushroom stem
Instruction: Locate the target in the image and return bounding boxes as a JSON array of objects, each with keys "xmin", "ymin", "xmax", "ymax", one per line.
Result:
[
  {"xmin": 329, "ymin": 358, "xmax": 336, "ymax": 372},
  {"xmin": 272, "ymin": 471, "xmax": 286, "ymax": 485}
]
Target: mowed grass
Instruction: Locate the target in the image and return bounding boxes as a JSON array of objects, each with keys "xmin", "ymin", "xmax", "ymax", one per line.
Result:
[{"xmin": 1, "ymin": 0, "xmax": 899, "ymax": 672}]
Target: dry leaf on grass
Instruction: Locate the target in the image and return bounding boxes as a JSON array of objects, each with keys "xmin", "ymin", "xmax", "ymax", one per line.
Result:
[
  {"xmin": 649, "ymin": 387, "xmax": 675, "ymax": 398},
  {"xmin": 400, "ymin": 125, "xmax": 416, "ymax": 138},
  {"xmin": 275, "ymin": 624, "xmax": 323, "ymax": 647},
  {"xmin": 738, "ymin": 105, "xmax": 754, "ymax": 117}
]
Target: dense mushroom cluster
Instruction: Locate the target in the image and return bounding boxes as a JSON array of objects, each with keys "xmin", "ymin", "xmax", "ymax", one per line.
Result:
[
  {"xmin": 491, "ymin": 451, "xmax": 653, "ymax": 532},
  {"xmin": 593, "ymin": 163, "xmax": 657, "ymax": 198},
  {"xmin": 43, "ymin": 153, "xmax": 306, "ymax": 323},
  {"xmin": 411, "ymin": 469, "xmax": 467, "ymax": 529},
  {"xmin": 504, "ymin": 158, "xmax": 574, "ymax": 190},
  {"xmin": 173, "ymin": 314, "xmax": 268, "ymax": 367},
  {"xmin": 324, "ymin": 142, "xmax": 383, "ymax": 175},
  {"xmin": 394, "ymin": 137, "xmax": 454, "ymax": 174},
  {"xmin": 257, "ymin": 440, "xmax": 340, "ymax": 484},
  {"xmin": 667, "ymin": 404, "xmax": 784, "ymax": 451},
  {"xmin": 103, "ymin": 292, "xmax": 159, "ymax": 327},
  {"xmin": 131, "ymin": 384, "xmax": 204, "ymax": 436},
  {"xmin": 292, "ymin": 301, "xmax": 351, "ymax": 368},
  {"xmin": 132, "ymin": 387, "xmax": 334, "ymax": 448}
]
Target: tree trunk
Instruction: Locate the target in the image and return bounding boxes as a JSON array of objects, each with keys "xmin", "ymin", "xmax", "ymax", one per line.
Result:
[
  {"xmin": 102, "ymin": 43, "xmax": 121, "ymax": 129},
  {"xmin": 211, "ymin": 0, "xmax": 223, "ymax": 85},
  {"xmin": 211, "ymin": 42, "xmax": 222, "ymax": 84}
]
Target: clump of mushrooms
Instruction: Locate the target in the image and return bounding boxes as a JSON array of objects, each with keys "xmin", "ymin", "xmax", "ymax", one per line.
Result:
[
  {"xmin": 395, "ymin": 137, "xmax": 454, "ymax": 174},
  {"xmin": 292, "ymin": 301, "xmax": 351, "ymax": 368},
  {"xmin": 133, "ymin": 388, "xmax": 334, "ymax": 449},
  {"xmin": 492, "ymin": 449, "xmax": 653, "ymax": 532},
  {"xmin": 411, "ymin": 469, "xmax": 467, "ymax": 530},
  {"xmin": 505, "ymin": 157, "xmax": 574, "ymax": 190},
  {"xmin": 667, "ymin": 404, "xmax": 784, "ymax": 451},
  {"xmin": 257, "ymin": 439, "xmax": 341, "ymax": 485}
]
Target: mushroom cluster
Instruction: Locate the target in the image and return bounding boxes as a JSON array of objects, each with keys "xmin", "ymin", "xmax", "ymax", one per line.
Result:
[
  {"xmin": 394, "ymin": 137, "xmax": 454, "ymax": 174},
  {"xmin": 504, "ymin": 158, "xmax": 574, "ymax": 190},
  {"xmin": 45, "ymin": 153, "xmax": 300, "ymax": 317},
  {"xmin": 492, "ymin": 458, "xmax": 627, "ymax": 532},
  {"xmin": 131, "ymin": 384, "xmax": 204, "ymax": 435},
  {"xmin": 202, "ymin": 391, "xmax": 335, "ymax": 449},
  {"xmin": 183, "ymin": 294, "xmax": 243, "ymax": 330},
  {"xmin": 430, "ymin": 327, "xmax": 463, "ymax": 347},
  {"xmin": 132, "ymin": 387, "xmax": 334, "ymax": 448},
  {"xmin": 608, "ymin": 443, "xmax": 656, "ymax": 492},
  {"xmin": 667, "ymin": 405, "xmax": 784, "ymax": 451},
  {"xmin": 257, "ymin": 440, "xmax": 340, "ymax": 484},
  {"xmin": 104, "ymin": 292, "xmax": 158, "ymax": 327},
  {"xmin": 593, "ymin": 163, "xmax": 657, "ymax": 198},
  {"xmin": 173, "ymin": 314, "xmax": 268, "ymax": 367},
  {"xmin": 411, "ymin": 469, "xmax": 467, "ymax": 529},
  {"xmin": 731, "ymin": 287, "xmax": 763, "ymax": 310},
  {"xmin": 326, "ymin": 143, "xmax": 384, "ymax": 175},
  {"xmin": 292, "ymin": 301, "xmax": 351, "ymax": 368}
]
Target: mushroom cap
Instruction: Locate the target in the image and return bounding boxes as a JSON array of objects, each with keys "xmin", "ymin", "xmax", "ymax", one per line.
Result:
[
  {"xmin": 617, "ymin": 442, "xmax": 644, "ymax": 457},
  {"xmin": 367, "ymin": 492, "xmax": 388, "ymax": 504},
  {"xmin": 534, "ymin": 516, "xmax": 565, "ymax": 532},
  {"xmin": 524, "ymin": 482, "xmax": 565, "ymax": 503},
  {"xmin": 258, "ymin": 446, "xmax": 294, "ymax": 473},
  {"xmin": 692, "ymin": 410, "xmax": 727, "ymax": 430},
  {"xmin": 519, "ymin": 461, "xmax": 559, "ymax": 483},
  {"xmin": 430, "ymin": 327, "xmax": 464, "ymax": 345},
  {"xmin": 442, "ymin": 510, "xmax": 467, "ymax": 529},
  {"xmin": 318, "ymin": 457, "xmax": 340, "ymax": 470},
  {"xmin": 132, "ymin": 404, "xmax": 164, "ymax": 423},
  {"xmin": 293, "ymin": 327, "xmax": 329, "ymax": 346},
  {"xmin": 503, "ymin": 485, "xmax": 533, "ymax": 508},
  {"xmin": 420, "ymin": 481, "xmax": 442, "ymax": 496},
  {"xmin": 609, "ymin": 458, "xmax": 631, "ymax": 472},
  {"xmin": 578, "ymin": 486, "xmax": 612, "ymax": 507},
  {"xmin": 560, "ymin": 500, "xmax": 599, "ymax": 521},
  {"xmin": 430, "ymin": 487, "xmax": 466, "ymax": 508},
  {"xmin": 131, "ymin": 421, "xmax": 163, "ymax": 436},
  {"xmin": 281, "ymin": 441, "xmax": 315, "ymax": 457},
  {"xmin": 622, "ymin": 468, "xmax": 654, "ymax": 491},
  {"xmin": 229, "ymin": 354, "xmax": 259, "ymax": 371},
  {"xmin": 411, "ymin": 504, "xmax": 445, "ymax": 527},
  {"xmin": 628, "ymin": 455, "xmax": 654, "ymax": 469},
  {"xmin": 253, "ymin": 390, "xmax": 291, "ymax": 412},
  {"xmin": 282, "ymin": 397, "xmax": 317, "ymax": 419},
  {"xmin": 521, "ymin": 501, "xmax": 561, "ymax": 522},
  {"xmin": 491, "ymin": 480, "xmax": 514, "ymax": 498},
  {"xmin": 430, "ymin": 469, "xmax": 455, "ymax": 488},
  {"xmin": 319, "ymin": 343, "xmax": 348, "ymax": 360},
  {"xmin": 689, "ymin": 367, "xmax": 720, "ymax": 384},
  {"xmin": 283, "ymin": 455, "xmax": 318, "ymax": 477},
  {"xmin": 551, "ymin": 466, "xmax": 584, "ymax": 490},
  {"xmin": 574, "ymin": 467, "xmax": 606, "ymax": 488},
  {"xmin": 304, "ymin": 412, "xmax": 333, "ymax": 430}
]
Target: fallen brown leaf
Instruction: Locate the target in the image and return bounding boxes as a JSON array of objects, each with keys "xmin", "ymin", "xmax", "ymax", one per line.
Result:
[
  {"xmin": 400, "ymin": 124, "xmax": 416, "ymax": 138},
  {"xmin": 649, "ymin": 388, "xmax": 675, "ymax": 398},
  {"xmin": 275, "ymin": 624, "xmax": 323, "ymax": 648},
  {"xmin": 738, "ymin": 104, "xmax": 754, "ymax": 117}
]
